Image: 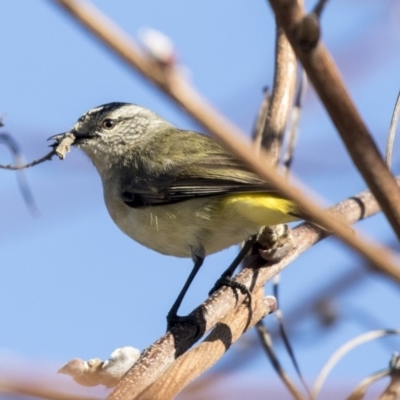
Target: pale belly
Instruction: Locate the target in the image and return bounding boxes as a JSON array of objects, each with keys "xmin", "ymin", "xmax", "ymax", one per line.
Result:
[{"xmin": 104, "ymin": 193, "xmax": 261, "ymax": 258}]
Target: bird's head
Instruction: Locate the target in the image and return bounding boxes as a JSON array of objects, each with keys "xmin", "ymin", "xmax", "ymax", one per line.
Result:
[{"xmin": 50, "ymin": 102, "xmax": 172, "ymax": 172}]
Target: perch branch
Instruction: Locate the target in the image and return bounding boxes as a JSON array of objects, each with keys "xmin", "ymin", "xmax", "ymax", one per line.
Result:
[{"xmin": 139, "ymin": 293, "xmax": 276, "ymax": 400}]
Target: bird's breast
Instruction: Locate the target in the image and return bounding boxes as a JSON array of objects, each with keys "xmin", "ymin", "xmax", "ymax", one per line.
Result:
[{"xmin": 102, "ymin": 184, "xmax": 261, "ymax": 258}]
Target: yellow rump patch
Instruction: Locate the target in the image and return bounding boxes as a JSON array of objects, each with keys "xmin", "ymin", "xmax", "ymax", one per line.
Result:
[{"xmin": 221, "ymin": 193, "xmax": 299, "ymax": 226}]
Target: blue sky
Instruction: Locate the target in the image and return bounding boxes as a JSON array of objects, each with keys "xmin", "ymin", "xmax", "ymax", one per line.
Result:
[{"xmin": 1, "ymin": 1, "xmax": 400, "ymax": 398}]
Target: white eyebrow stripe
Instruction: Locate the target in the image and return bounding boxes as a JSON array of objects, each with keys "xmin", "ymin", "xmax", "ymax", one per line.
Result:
[{"xmin": 88, "ymin": 105, "xmax": 107, "ymax": 115}]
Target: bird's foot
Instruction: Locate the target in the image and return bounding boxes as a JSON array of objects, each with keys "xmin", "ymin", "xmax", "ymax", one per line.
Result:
[
  {"xmin": 166, "ymin": 312, "xmax": 201, "ymax": 337},
  {"xmin": 209, "ymin": 276, "xmax": 252, "ymax": 305}
]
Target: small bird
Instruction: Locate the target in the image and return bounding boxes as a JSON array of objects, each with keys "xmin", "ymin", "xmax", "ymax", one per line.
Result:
[{"xmin": 51, "ymin": 102, "xmax": 299, "ymax": 328}]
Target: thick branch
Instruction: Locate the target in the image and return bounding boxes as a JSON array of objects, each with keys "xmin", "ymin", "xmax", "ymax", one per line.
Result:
[
  {"xmin": 139, "ymin": 293, "xmax": 276, "ymax": 400},
  {"xmin": 268, "ymin": 0, "xmax": 400, "ymax": 240}
]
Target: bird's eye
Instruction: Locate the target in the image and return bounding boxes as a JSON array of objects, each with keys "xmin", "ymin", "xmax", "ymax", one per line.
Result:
[{"xmin": 102, "ymin": 118, "xmax": 116, "ymax": 130}]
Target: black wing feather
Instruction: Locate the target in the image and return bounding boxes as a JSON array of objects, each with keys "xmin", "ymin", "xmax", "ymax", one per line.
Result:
[{"xmin": 120, "ymin": 130, "xmax": 278, "ymax": 208}]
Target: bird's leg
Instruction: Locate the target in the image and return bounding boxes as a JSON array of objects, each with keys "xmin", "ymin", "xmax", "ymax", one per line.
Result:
[
  {"xmin": 208, "ymin": 235, "xmax": 258, "ymax": 297},
  {"xmin": 166, "ymin": 254, "xmax": 204, "ymax": 331}
]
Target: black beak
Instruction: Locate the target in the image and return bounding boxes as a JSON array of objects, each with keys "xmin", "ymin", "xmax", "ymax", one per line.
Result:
[
  {"xmin": 47, "ymin": 130, "xmax": 96, "ymax": 148},
  {"xmin": 48, "ymin": 132, "xmax": 67, "ymax": 143}
]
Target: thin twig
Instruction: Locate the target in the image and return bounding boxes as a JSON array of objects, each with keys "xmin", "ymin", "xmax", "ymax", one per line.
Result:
[
  {"xmin": 283, "ymin": 69, "xmax": 308, "ymax": 175},
  {"xmin": 269, "ymin": 0, "xmax": 400, "ymax": 241},
  {"xmin": 0, "ymin": 133, "xmax": 39, "ymax": 214},
  {"xmin": 252, "ymin": 87, "xmax": 270, "ymax": 152},
  {"xmin": 260, "ymin": 25, "xmax": 297, "ymax": 164},
  {"xmin": 347, "ymin": 369, "xmax": 389, "ymax": 400},
  {"xmin": 0, "ymin": 132, "xmax": 74, "ymax": 170},
  {"xmin": 312, "ymin": 330, "xmax": 400, "ymax": 399},
  {"xmin": 50, "ymin": 0, "xmax": 400, "ymax": 288},
  {"xmin": 273, "ymin": 280, "xmax": 309, "ymax": 396},
  {"xmin": 0, "ymin": 148, "xmax": 56, "ymax": 170},
  {"xmin": 251, "ymin": 268, "xmax": 365, "ymax": 354},
  {"xmin": 379, "ymin": 353, "xmax": 400, "ymax": 400},
  {"xmin": 255, "ymin": 320, "xmax": 305, "ymax": 400},
  {"xmin": 385, "ymin": 89, "xmax": 400, "ymax": 168}
]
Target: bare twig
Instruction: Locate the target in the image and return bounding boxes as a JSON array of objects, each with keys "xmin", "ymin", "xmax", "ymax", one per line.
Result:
[
  {"xmin": 50, "ymin": 0, "xmax": 400, "ymax": 314},
  {"xmin": 0, "ymin": 132, "xmax": 74, "ymax": 170},
  {"xmin": 244, "ymin": 268, "xmax": 365, "ymax": 364},
  {"xmin": 0, "ymin": 148, "xmax": 56, "ymax": 170},
  {"xmin": 260, "ymin": 25, "xmax": 297, "ymax": 164},
  {"xmin": 0, "ymin": 133, "xmax": 38, "ymax": 213},
  {"xmin": 379, "ymin": 353, "xmax": 400, "ymax": 400},
  {"xmin": 273, "ymin": 279, "xmax": 309, "ymax": 396},
  {"xmin": 269, "ymin": 0, "xmax": 400, "ymax": 241},
  {"xmin": 283, "ymin": 69, "xmax": 307, "ymax": 174},
  {"xmin": 347, "ymin": 354, "xmax": 400, "ymax": 400},
  {"xmin": 386, "ymin": 89, "xmax": 400, "ymax": 168},
  {"xmin": 256, "ymin": 320, "xmax": 305, "ymax": 400},
  {"xmin": 347, "ymin": 370, "xmax": 389, "ymax": 400},
  {"xmin": 312, "ymin": 330, "xmax": 400, "ymax": 400},
  {"xmin": 252, "ymin": 87, "xmax": 270, "ymax": 151}
]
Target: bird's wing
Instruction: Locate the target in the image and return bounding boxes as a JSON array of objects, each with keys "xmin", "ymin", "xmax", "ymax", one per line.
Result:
[{"xmin": 120, "ymin": 146, "xmax": 279, "ymax": 208}]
